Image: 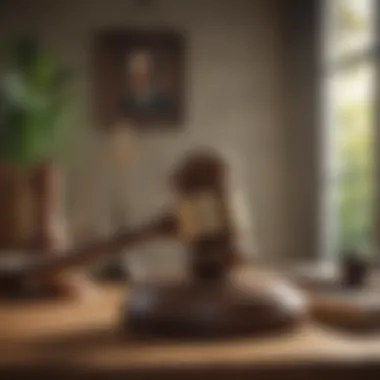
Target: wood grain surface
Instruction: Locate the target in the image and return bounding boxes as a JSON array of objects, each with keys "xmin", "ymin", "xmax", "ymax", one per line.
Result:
[{"xmin": 1, "ymin": 280, "xmax": 380, "ymax": 379}]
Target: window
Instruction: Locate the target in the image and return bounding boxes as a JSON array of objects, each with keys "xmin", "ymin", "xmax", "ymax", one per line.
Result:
[{"xmin": 322, "ymin": 0, "xmax": 377, "ymax": 256}]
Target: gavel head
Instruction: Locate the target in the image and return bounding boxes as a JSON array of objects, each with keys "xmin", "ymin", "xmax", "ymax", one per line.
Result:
[{"xmin": 170, "ymin": 149, "xmax": 239, "ymax": 281}]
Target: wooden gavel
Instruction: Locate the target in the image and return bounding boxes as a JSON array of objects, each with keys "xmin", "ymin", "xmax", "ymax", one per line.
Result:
[
  {"xmin": 0, "ymin": 150, "xmax": 305, "ymax": 338},
  {"xmin": 0, "ymin": 150, "xmax": 240, "ymax": 298},
  {"xmin": 0, "ymin": 213, "xmax": 177, "ymax": 297}
]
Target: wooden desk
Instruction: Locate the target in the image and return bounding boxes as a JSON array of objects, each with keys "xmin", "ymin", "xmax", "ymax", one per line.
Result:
[{"xmin": 1, "ymin": 285, "xmax": 380, "ymax": 379}]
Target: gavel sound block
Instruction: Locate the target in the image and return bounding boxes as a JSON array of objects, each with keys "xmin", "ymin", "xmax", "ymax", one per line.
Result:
[{"xmin": 124, "ymin": 150, "xmax": 305, "ymax": 338}]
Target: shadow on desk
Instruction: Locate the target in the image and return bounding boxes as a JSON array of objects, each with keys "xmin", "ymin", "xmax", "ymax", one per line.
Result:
[
  {"xmin": 1, "ymin": 360, "xmax": 380, "ymax": 380},
  {"xmin": 34, "ymin": 324, "xmax": 300, "ymax": 352}
]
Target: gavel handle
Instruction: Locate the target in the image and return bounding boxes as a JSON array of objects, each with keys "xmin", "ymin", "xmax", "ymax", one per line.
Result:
[{"xmin": 23, "ymin": 213, "xmax": 177, "ymax": 279}]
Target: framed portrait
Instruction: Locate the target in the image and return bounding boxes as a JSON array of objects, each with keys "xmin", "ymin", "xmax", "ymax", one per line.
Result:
[{"xmin": 93, "ymin": 30, "xmax": 185, "ymax": 129}]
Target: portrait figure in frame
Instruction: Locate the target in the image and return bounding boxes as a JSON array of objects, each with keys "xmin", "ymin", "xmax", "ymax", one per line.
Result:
[
  {"xmin": 120, "ymin": 49, "xmax": 174, "ymax": 121},
  {"xmin": 94, "ymin": 31, "xmax": 184, "ymax": 128}
]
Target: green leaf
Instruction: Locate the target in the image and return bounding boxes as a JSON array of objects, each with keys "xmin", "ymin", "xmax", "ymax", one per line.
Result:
[{"xmin": 0, "ymin": 36, "xmax": 73, "ymax": 165}]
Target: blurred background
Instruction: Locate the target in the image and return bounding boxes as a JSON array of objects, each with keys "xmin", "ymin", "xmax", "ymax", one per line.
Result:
[{"xmin": 0, "ymin": 0, "xmax": 378, "ymax": 275}]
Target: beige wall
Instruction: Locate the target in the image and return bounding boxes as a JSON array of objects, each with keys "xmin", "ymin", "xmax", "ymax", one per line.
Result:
[{"xmin": 0, "ymin": 0, "xmax": 293, "ymax": 261}]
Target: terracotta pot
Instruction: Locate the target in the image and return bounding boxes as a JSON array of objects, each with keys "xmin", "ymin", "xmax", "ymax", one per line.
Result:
[
  {"xmin": 0, "ymin": 160, "xmax": 63, "ymax": 252},
  {"xmin": 0, "ymin": 163, "xmax": 34, "ymax": 250}
]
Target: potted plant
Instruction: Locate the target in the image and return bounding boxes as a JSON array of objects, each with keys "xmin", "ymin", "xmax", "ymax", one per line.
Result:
[{"xmin": 0, "ymin": 37, "xmax": 72, "ymax": 251}]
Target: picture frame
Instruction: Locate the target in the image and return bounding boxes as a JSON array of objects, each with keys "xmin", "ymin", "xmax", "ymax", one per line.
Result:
[{"xmin": 93, "ymin": 30, "xmax": 185, "ymax": 129}]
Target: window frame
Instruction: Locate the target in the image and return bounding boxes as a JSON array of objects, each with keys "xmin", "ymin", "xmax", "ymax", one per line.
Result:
[{"xmin": 319, "ymin": 0, "xmax": 379, "ymax": 258}]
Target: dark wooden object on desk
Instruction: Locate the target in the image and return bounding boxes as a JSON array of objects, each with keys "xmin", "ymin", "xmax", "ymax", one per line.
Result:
[
  {"xmin": 126, "ymin": 150, "xmax": 305, "ymax": 338},
  {"xmin": 341, "ymin": 249, "xmax": 369, "ymax": 289}
]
